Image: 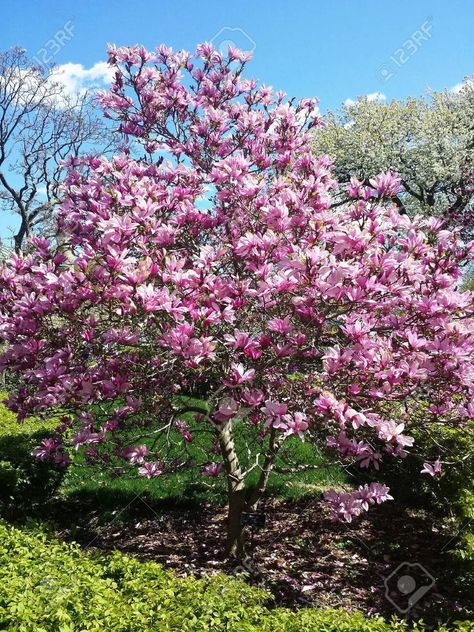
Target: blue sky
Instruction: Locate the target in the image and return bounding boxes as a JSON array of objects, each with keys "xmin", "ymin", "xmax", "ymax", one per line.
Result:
[{"xmin": 1, "ymin": 0, "xmax": 473, "ymax": 242}]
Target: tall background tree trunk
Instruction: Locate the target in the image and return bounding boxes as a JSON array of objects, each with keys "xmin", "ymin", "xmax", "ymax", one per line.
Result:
[{"xmin": 14, "ymin": 218, "xmax": 29, "ymax": 253}]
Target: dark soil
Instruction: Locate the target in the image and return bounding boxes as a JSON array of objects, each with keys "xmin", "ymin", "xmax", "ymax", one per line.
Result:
[{"xmin": 54, "ymin": 495, "xmax": 474, "ymax": 628}]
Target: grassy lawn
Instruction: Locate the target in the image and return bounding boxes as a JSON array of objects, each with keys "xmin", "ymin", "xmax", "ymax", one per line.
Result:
[
  {"xmin": 62, "ymin": 434, "xmax": 347, "ymax": 508},
  {"xmin": 0, "ymin": 391, "xmax": 347, "ymax": 519}
]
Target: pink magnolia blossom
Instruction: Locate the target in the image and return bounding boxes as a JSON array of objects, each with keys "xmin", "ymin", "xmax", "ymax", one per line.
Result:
[
  {"xmin": 223, "ymin": 363, "xmax": 256, "ymax": 387},
  {"xmin": 347, "ymin": 176, "xmax": 364, "ymax": 198},
  {"xmin": 31, "ymin": 438, "xmax": 60, "ymax": 461},
  {"xmin": 421, "ymin": 459, "xmax": 442, "ymax": 477},
  {"xmin": 201, "ymin": 462, "xmax": 223, "ymax": 477},
  {"xmin": 268, "ymin": 317, "xmax": 294, "ymax": 335},
  {"xmin": 282, "ymin": 412, "xmax": 308, "ymax": 439},
  {"xmin": 138, "ymin": 462, "xmax": 163, "ymax": 478},
  {"xmin": 241, "ymin": 389, "xmax": 264, "ymax": 407},
  {"xmin": 124, "ymin": 444, "xmax": 149, "ymax": 464},
  {"xmin": 0, "ymin": 42, "xmax": 473, "ymax": 537},
  {"xmin": 31, "ymin": 437, "xmax": 70, "ymax": 467},
  {"xmin": 214, "ymin": 398, "xmax": 239, "ymax": 422},
  {"xmin": 262, "ymin": 400, "xmax": 288, "ymax": 429},
  {"xmin": 70, "ymin": 430, "xmax": 100, "ymax": 450},
  {"xmin": 369, "ymin": 171, "xmax": 401, "ymax": 197}
]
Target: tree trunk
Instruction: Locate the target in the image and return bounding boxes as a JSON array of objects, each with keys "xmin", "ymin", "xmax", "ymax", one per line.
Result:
[
  {"xmin": 218, "ymin": 419, "xmax": 248, "ymax": 559},
  {"xmin": 218, "ymin": 424, "xmax": 281, "ymax": 560},
  {"xmin": 14, "ymin": 218, "xmax": 29, "ymax": 254},
  {"xmin": 225, "ymin": 486, "xmax": 247, "ymax": 559},
  {"xmin": 56, "ymin": 227, "xmax": 75, "ymax": 261},
  {"xmin": 248, "ymin": 428, "xmax": 280, "ymax": 510}
]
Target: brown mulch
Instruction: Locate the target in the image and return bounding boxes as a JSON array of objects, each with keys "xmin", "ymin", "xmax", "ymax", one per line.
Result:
[{"xmin": 59, "ymin": 497, "xmax": 473, "ymax": 625}]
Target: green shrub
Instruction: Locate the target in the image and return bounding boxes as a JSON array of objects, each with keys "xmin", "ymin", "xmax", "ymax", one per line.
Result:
[
  {"xmin": 354, "ymin": 404, "xmax": 474, "ymax": 566},
  {"xmin": 0, "ymin": 521, "xmax": 471, "ymax": 631},
  {"xmin": 0, "ymin": 393, "xmax": 57, "ymax": 437},
  {"xmin": 0, "ymin": 395, "xmax": 64, "ymax": 513}
]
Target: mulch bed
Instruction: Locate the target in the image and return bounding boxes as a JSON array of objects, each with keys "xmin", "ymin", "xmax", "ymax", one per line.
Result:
[{"xmin": 59, "ymin": 497, "xmax": 473, "ymax": 627}]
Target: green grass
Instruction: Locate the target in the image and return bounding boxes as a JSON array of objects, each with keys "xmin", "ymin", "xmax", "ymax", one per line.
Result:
[
  {"xmin": 59, "ymin": 437, "xmax": 346, "ymax": 517},
  {"xmin": 0, "ymin": 391, "xmax": 347, "ymax": 527},
  {"xmin": 9, "ymin": 391, "xmax": 344, "ymax": 507},
  {"xmin": 61, "ymin": 417, "xmax": 347, "ymax": 509}
]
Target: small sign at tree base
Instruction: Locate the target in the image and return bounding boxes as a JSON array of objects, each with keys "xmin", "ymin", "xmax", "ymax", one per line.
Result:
[{"xmin": 240, "ymin": 512, "xmax": 266, "ymax": 527}]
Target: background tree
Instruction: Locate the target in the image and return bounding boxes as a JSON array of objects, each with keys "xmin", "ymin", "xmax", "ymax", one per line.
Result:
[
  {"xmin": 0, "ymin": 47, "xmax": 111, "ymax": 252},
  {"xmin": 1, "ymin": 44, "xmax": 474, "ymax": 560},
  {"xmin": 313, "ymin": 83, "xmax": 474, "ymax": 234}
]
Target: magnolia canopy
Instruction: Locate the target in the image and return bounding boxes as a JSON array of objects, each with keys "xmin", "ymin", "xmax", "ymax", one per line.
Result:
[{"xmin": 1, "ymin": 44, "xmax": 474, "ymax": 551}]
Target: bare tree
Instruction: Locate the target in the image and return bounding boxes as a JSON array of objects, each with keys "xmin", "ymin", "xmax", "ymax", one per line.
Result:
[{"xmin": 0, "ymin": 47, "xmax": 112, "ymax": 251}]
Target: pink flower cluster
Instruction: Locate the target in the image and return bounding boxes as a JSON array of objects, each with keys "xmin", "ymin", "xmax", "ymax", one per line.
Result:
[
  {"xmin": 323, "ymin": 483, "xmax": 393, "ymax": 522},
  {"xmin": 318, "ymin": 393, "xmax": 414, "ymax": 467},
  {"xmin": 31, "ymin": 438, "xmax": 70, "ymax": 467},
  {"xmin": 261, "ymin": 401, "xmax": 308, "ymax": 439}
]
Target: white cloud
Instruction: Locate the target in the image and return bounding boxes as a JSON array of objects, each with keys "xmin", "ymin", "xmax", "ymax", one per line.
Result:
[
  {"xmin": 48, "ymin": 61, "xmax": 114, "ymax": 99},
  {"xmin": 344, "ymin": 92, "xmax": 386, "ymax": 107},
  {"xmin": 366, "ymin": 91, "xmax": 386, "ymax": 102},
  {"xmin": 0, "ymin": 60, "xmax": 114, "ymax": 110},
  {"xmin": 450, "ymin": 77, "xmax": 474, "ymax": 94}
]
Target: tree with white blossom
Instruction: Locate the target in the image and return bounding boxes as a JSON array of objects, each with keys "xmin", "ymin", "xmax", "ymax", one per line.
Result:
[{"xmin": 313, "ymin": 86, "xmax": 474, "ymax": 237}]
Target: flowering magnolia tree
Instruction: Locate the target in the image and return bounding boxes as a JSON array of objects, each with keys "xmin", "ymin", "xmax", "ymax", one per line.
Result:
[{"xmin": 1, "ymin": 43, "xmax": 474, "ymax": 558}]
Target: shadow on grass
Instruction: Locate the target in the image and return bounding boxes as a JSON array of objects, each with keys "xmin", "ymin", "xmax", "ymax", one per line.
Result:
[{"xmin": 2, "ymin": 477, "xmax": 225, "ymax": 526}]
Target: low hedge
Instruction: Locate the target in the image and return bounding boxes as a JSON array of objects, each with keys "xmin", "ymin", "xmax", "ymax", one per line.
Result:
[
  {"xmin": 363, "ymin": 418, "xmax": 474, "ymax": 568},
  {"xmin": 0, "ymin": 522, "xmax": 471, "ymax": 631},
  {"xmin": 0, "ymin": 395, "xmax": 64, "ymax": 512}
]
